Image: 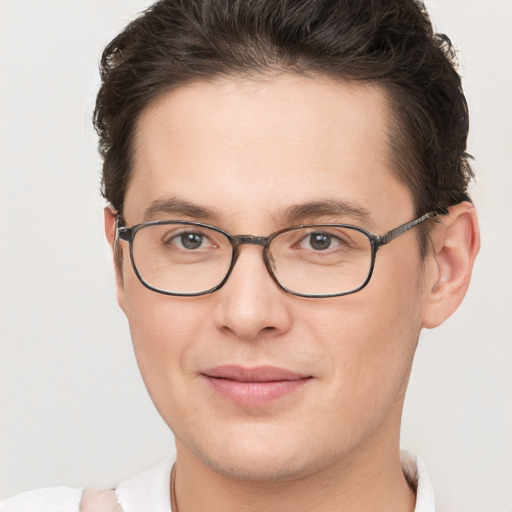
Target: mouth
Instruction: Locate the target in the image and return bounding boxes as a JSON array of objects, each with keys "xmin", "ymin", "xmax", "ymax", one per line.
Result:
[{"xmin": 201, "ymin": 365, "xmax": 312, "ymax": 407}]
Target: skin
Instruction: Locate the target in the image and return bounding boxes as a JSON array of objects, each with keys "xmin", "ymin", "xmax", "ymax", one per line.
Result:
[{"xmin": 105, "ymin": 74, "xmax": 479, "ymax": 512}]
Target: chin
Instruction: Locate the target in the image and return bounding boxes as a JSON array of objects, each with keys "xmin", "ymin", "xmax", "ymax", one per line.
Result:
[
  {"xmin": 197, "ymin": 450, "xmax": 313, "ymax": 482},
  {"xmin": 181, "ymin": 424, "xmax": 331, "ymax": 483}
]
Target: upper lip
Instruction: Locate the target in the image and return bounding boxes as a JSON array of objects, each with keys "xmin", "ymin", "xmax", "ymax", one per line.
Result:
[{"xmin": 202, "ymin": 365, "xmax": 309, "ymax": 382}]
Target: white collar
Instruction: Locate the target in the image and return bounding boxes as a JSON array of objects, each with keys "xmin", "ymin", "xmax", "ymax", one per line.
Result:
[
  {"xmin": 115, "ymin": 456, "xmax": 174, "ymax": 512},
  {"xmin": 401, "ymin": 450, "xmax": 436, "ymax": 512},
  {"xmin": 115, "ymin": 451, "xmax": 435, "ymax": 512}
]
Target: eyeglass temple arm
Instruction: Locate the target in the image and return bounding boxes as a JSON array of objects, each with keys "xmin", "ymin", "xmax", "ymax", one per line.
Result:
[
  {"xmin": 114, "ymin": 216, "xmax": 132, "ymax": 245},
  {"xmin": 376, "ymin": 210, "xmax": 444, "ymax": 246},
  {"xmin": 114, "ymin": 216, "xmax": 121, "ymax": 245}
]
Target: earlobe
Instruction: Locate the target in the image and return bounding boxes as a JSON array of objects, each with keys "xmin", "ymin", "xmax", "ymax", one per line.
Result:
[
  {"xmin": 104, "ymin": 206, "xmax": 127, "ymax": 314},
  {"xmin": 421, "ymin": 202, "xmax": 480, "ymax": 329}
]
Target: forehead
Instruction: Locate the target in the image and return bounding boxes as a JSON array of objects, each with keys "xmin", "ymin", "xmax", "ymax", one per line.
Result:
[{"xmin": 126, "ymin": 74, "xmax": 413, "ymax": 229}]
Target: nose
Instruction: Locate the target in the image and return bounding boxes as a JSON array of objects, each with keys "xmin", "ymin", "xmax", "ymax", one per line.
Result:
[{"xmin": 213, "ymin": 245, "xmax": 292, "ymax": 341}]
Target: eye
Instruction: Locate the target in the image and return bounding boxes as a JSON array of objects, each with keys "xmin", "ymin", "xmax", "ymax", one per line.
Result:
[
  {"xmin": 163, "ymin": 230, "xmax": 212, "ymax": 251},
  {"xmin": 301, "ymin": 231, "xmax": 344, "ymax": 251},
  {"xmin": 308, "ymin": 232, "xmax": 334, "ymax": 251},
  {"xmin": 178, "ymin": 232, "xmax": 205, "ymax": 250}
]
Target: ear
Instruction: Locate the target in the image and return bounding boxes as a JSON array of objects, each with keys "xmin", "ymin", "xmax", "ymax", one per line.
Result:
[
  {"xmin": 422, "ymin": 202, "xmax": 480, "ymax": 329},
  {"xmin": 104, "ymin": 206, "xmax": 127, "ymax": 314}
]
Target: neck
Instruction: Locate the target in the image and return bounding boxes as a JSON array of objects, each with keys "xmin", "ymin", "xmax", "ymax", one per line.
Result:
[{"xmin": 172, "ymin": 438, "xmax": 416, "ymax": 512}]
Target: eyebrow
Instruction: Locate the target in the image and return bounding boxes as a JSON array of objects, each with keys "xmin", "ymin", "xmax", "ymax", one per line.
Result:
[
  {"xmin": 277, "ymin": 199, "xmax": 372, "ymax": 226},
  {"xmin": 142, "ymin": 197, "xmax": 219, "ymax": 221},
  {"xmin": 141, "ymin": 196, "xmax": 372, "ymax": 228}
]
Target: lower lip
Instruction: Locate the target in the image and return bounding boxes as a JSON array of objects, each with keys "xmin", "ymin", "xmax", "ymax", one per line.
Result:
[{"xmin": 204, "ymin": 376, "xmax": 310, "ymax": 407}]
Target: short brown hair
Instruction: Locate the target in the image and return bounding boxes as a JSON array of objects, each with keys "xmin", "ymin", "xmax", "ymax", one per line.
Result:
[{"xmin": 94, "ymin": 0, "xmax": 473, "ymax": 244}]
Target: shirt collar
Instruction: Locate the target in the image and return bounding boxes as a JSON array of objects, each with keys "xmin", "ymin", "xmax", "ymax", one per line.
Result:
[{"xmin": 401, "ymin": 449, "xmax": 436, "ymax": 512}]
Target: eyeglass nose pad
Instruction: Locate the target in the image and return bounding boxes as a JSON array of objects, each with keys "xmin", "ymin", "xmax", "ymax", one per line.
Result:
[
  {"xmin": 219, "ymin": 243, "xmax": 241, "ymax": 284},
  {"xmin": 262, "ymin": 244, "xmax": 284, "ymax": 289}
]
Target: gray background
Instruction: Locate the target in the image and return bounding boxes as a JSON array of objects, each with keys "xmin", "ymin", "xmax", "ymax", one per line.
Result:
[{"xmin": 1, "ymin": 1, "xmax": 511, "ymax": 510}]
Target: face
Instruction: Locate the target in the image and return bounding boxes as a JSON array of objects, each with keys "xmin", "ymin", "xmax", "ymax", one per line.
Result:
[{"xmin": 114, "ymin": 74, "xmax": 429, "ymax": 481}]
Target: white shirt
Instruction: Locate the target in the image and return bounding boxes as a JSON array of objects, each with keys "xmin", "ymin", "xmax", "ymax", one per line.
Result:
[{"xmin": 0, "ymin": 451, "xmax": 435, "ymax": 511}]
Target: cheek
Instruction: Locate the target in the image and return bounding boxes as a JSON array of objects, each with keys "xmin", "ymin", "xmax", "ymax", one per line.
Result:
[
  {"xmin": 301, "ymin": 253, "xmax": 424, "ymax": 415},
  {"xmin": 364, "ymin": 260, "xmax": 423, "ymax": 382},
  {"xmin": 122, "ymin": 284, "xmax": 208, "ymax": 408},
  {"xmin": 122, "ymin": 259, "xmax": 206, "ymax": 348},
  {"xmin": 127, "ymin": 296, "xmax": 205, "ymax": 360}
]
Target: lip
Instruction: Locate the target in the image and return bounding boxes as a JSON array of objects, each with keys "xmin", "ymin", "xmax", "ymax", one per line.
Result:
[{"xmin": 202, "ymin": 365, "xmax": 312, "ymax": 407}]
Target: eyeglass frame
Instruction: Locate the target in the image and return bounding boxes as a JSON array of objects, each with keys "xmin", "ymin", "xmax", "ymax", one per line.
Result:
[{"xmin": 115, "ymin": 210, "xmax": 443, "ymax": 298}]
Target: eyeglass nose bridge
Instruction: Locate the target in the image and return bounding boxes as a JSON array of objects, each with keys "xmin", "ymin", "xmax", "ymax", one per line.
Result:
[
  {"xmin": 232, "ymin": 234, "xmax": 269, "ymax": 247},
  {"xmin": 223, "ymin": 233, "xmax": 282, "ymax": 290},
  {"xmin": 229, "ymin": 233, "xmax": 274, "ymax": 268}
]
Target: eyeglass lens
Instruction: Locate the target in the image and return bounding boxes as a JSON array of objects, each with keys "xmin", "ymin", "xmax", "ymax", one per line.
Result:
[{"xmin": 130, "ymin": 223, "xmax": 373, "ymax": 296}]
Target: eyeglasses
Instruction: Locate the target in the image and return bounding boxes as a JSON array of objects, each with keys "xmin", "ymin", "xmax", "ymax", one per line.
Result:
[{"xmin": 116, "ymin": 211, "xmax": 439, "ymax": 298}]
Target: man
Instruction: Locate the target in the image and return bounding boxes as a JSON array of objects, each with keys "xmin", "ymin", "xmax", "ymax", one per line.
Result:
[{"xmin": 1, "ymin": 0, "xmax": 479, "ymax": 511}]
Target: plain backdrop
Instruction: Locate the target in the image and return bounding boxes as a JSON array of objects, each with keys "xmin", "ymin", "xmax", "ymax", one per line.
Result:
[{"xmin": 1, "ymin": 1, "xmax": 511, "ymax": 510}]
